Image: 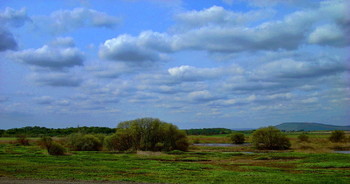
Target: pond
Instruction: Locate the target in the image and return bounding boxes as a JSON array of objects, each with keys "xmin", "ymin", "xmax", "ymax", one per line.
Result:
[
  {"xmin": 193, "ymin": 143, "xmax": 251, "ymax": 147},
  {"xmin": 334, "ymin": 151, "xmax": 350, "ymax": 154}
]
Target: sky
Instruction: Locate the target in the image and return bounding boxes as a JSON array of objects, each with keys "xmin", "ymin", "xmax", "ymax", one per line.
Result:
[{"xmin": 0, "ymin": 0, "xmax": 349, "ymax": 129}]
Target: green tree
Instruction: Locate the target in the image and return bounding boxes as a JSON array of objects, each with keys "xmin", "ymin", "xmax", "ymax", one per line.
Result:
[
  {"xmin": 252, "ymin": 126, "xmax": 291, "ymax": 150},
  {"xmin": 230, "ymin": 133, "xmax": 245, "ymax": 144},
  {"xmin": 329, "ymin": 130, "xmax": 346, "ymax": 143},
  {"xmin": 67, "ymin": 133, "xmax": 102, "ymax": 151},
  {"xmin": 113, "ymin": 118, "xmax": 189, "ymax": 151}
]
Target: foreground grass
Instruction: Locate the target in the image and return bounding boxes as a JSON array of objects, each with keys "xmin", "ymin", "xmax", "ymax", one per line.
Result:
[{"xmin": 0, "ymin": 144, "xmax": 350, "ymax": 183}]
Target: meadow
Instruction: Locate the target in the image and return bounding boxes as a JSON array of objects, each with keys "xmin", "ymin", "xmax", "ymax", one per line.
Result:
[{"xmin": 0, "ymin": 131, "xmax": 350, "ymax": 184}]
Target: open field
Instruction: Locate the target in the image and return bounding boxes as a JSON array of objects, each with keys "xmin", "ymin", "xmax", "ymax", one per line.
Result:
[{"xmin": 1, "ymin": 132, "xmax": 350, "ymax": 184}]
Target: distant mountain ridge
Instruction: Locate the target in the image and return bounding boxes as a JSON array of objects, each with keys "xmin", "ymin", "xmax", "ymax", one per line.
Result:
[{"xmin": 275, "ymin": 122, "xmax": 350, "ymax": 131}]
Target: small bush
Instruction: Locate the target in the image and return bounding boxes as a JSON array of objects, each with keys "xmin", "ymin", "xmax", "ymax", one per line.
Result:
[
  {"xmin": 252, "ymin": 126, "xmax": 291, "ymax": 150},
  {"xmin": 116, "ymin": 118, "xmax": 189, "ymax": 151},
  {"xmin": 329, "ymin": 130, "xmax": 346, "ymax": 143},
  {"xmin": 175, "ymin": 137, "xmax": 190, "ymax": 151},
  {"xmin": 298, "ymin": 134, "xmax": 309, "ymax": 142},
  {"xmin": 230, "ymin": 133, "xmax": 245, "ymax": 144},
  {"xmin": 104, "ymin": 132, "xmax": 133, "ymax": 151},
  {"xmin": 38, "ymin": 136, "xmax": 53, "ymax": 148},
  {"xmin": 16, "ymin": 134, "xmax": 30, "ymax": 146},
  {"xmin": 67, "ymin": 133, "xmax": 102, "ymax": 151},
  {"xmin": 47, "ymin": 142, "xmax": 66, "ymax": 155}
]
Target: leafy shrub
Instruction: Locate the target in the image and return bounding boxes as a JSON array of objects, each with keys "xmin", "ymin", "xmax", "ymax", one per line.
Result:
[
  {"xmin": 115, "ymin": 118, "xmax": 189, "ymax": 151},
  {"xmin": 329, "ymin": 130, "xmax": 346, "ymax": 143},
  {"xmin": 297, "ymin": 134, "xmax": 309, "ymax": 142},
  {"xmin": 38, "ymin": 136, "xmax": 53, "ymax": 148},
  {"xmin": 252, "ymin": 126, "xmax": 291, "ymax": 150},
  {"xmin": 16, "ymin": 134, "xmax": 30, "ymax": 146},
  {"xmin": 67, "ymin": 133, "xmax": 102, "ymax": 151},
  {"xmin": 38, "ymin": 136, "xmax": 66, "ymax": 155},
  {"xmin": 230, "ymin": 133, "xmax": 245, "ymax": 144},
  {"xmin": 93, "ymin": 134, "xmax": 106, "ymax": 143},
  {"xmin": 104, "ymin": 131, "xmax": 133, "ymax": 151},
  {"xmin": 47, "ymin": 142, "xmax": 66, "ymax": 155}
]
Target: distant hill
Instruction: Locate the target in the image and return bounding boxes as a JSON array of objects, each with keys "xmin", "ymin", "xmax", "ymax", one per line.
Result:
[{"xmin": 275, "ymin": 122, "xmax": 350, "ymax": 131}]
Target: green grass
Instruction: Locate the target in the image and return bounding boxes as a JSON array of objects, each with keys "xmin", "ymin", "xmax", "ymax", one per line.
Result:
[{"xmin": 1, "ymin": 144, "xmax": 350, "ymax": 183}]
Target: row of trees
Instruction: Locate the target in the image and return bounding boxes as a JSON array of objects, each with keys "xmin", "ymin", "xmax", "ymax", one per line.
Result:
[
  {"xmin": 0, "ymin": 126, "xmax": 115, "ymax": 137},
  {"xmin": 185, "ymin": 128, "xmax": 232, "ymax": 135}
]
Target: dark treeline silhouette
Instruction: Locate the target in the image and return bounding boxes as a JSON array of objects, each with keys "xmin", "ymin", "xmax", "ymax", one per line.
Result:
[
  {"xmin": 185, "ymin": 128, "xmax": 232, "ymax": 135},
  {"xmin": 0, "ymin": 126, "xmax": 115, "ymax": 137}
]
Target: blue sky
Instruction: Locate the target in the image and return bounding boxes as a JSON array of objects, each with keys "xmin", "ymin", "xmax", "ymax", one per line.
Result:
[{"xmin": 0, "ymin": 0, "xmax": 349, "ymax": 129}]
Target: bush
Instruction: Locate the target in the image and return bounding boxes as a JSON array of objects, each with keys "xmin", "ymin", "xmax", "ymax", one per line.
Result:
[
  {"xmin": 16, "ymin": 134, "xmax": 30, "ymax": 146},
  {"xmin": 38, "ymin": 136, "xmax": 53, "ymax": 148},
  {"xmin": 104, "ymin": 131, "xmax": 133, "ymax": 151},
  {"xmin": 67, "ymin": 133, "xmax": 102, "ymax": 151},
  {"xmin": 329, "ymin": 130, "xmax": 346, "ymax": 143},
  {"xmin": 252, "ymin": 126, "xmax": 291, "ymax": 150},
  {"xmin": 230, "ymin": 133, "xmax": 245, "ymax": 144},
  {"xmin": 114, "ymin": 118, "xmax": 189, "ymax": 151},
  {"xmin": 47, "ymin": 142, "xmax": 66, "ymax": 155},
  {"xmin": 297, "ymin": 134, "xmax": 309, "ymax": 142}
]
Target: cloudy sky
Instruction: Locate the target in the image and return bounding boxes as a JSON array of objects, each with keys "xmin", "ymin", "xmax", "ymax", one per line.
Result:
[{"xmin": 0, "ymin": 0, "xmax": 349, "ymax": 129}]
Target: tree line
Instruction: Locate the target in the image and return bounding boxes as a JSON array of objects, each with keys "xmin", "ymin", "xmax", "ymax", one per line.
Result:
[
  {"xmin": 1, "ymin": 126, "xmax": 246, "ymax": 137},
  {"xmin": 0, "ymin": 126, "xmax": 116, "ymax": 137}
]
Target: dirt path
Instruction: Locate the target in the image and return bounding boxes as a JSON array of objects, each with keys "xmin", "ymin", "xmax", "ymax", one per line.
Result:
[{"xmin": 0, "ymin": 177, "xmax": 162, "ymax": 184}]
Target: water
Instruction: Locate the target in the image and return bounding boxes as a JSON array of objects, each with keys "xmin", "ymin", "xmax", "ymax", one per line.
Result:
[
  {"xmin": 193, "ymin": 143, "xmax": 250, "ymax": 147},
  {"xmin": 334, "ymin": 151, "xmax": 350, "ymax": 154}
]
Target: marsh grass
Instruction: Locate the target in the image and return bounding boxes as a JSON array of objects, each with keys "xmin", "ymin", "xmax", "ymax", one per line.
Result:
[{"xmin": 1, "ymin": 144, "xmax": 350, "ymax": 184}]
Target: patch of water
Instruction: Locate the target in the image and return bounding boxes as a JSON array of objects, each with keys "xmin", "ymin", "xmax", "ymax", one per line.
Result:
[{"xmin": 334, "ymin": 151, "xmax": 350, "ymax": 154}]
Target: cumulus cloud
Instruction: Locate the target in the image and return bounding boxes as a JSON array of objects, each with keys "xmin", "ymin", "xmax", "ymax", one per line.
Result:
[
  {"xmin": 188, "ymin": 90, "xmax": 220, "ymax": 103},
  {"xmin": 35, "ymin": 8, "xmax": 120, "ymax": 33},
  {"xmin": 255, "ymin": 58, "xmax": 348, "ymax": 79},
  {"xmin": 0, "ymin": 28, "xmax": 17, "ymax": 51},
  {"xmin": 0, "ymin": 8, "xmax": 31, "ymax": 52},
  {"xmin": 10, "ymin": 43, "xmax": 84, "ymax": 70},
  {"xmin": 168, "ymin": 65, "xmax": 243, "ymax": 81},
  {"xmin": 175, "ymin": 6, "xmax": 275, "ymax": 29},
  {"xmin": 101, "ymin": 0, "xmax": 348, "ymax": 56},
  {"xmin": 100, "ymin": 6, "xmax": 319, "ymax": 55},
  {"xmin": 99, "ymin": 34, "xmax": 169, "ymax": 62},
  {"xmin": 0, "ymin": 7, "xmax": 31, "ymax": 27},
  {"xmin": 30, "ymin": 72, "xmax": 83, "ymax": 87}
]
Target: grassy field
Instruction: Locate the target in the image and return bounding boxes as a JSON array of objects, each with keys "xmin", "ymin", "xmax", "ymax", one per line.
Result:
[{"xmin": 0, "ymin": 132, "xmax": 349, "ymax": 183}]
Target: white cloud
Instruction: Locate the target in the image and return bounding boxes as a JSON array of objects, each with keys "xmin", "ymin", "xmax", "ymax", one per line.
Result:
[
  {"xmin": 10, "ymin": 44, "xmax": 84, "ymax": 70},
  {"xmin": 0, "ymin": 7, "xmax": 31, "ymax": 27},
  {"xmin": 0, "ymin": 28, "xmax": 17, "ymax": 51},
  {"xmin": 188, "ymin": 90, "xmax": 219, "ymax": 103},
  {"xmin": 99, "ymin": 34, "xmax": 168, "ymax": 62},
  {"xmin": 168, "ymin": 65, "xmax": 243, "ymax": 81},
  {"xmin": 308, "ymin": 24, "xmax": 347, "ymax": 46},
  {"xmin": 35, "ymin": 8, "xmax": 120, "ymax": 33},
  {"xmin": 175, "ymin": 6, "xmax": 275, "ymax": 29}
]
